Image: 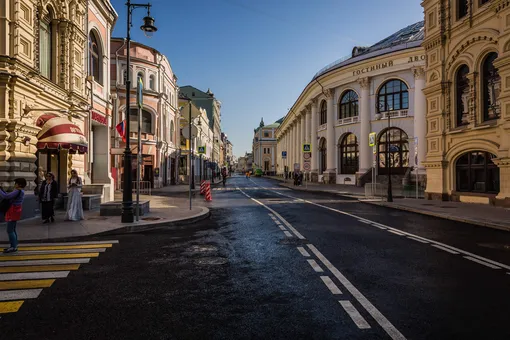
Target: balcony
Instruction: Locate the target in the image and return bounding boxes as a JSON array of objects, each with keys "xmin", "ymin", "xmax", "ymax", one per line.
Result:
[
  {"xmin": 336, "ymin": 116, "xmax": 359, "ymax": 126},
  {"xmin": 378, "ymin": 110, "xmax": 409, "ymax": 120},
  {"xmin": 318, "ymin": 124, "xmax": 327, "ymax": 132}
]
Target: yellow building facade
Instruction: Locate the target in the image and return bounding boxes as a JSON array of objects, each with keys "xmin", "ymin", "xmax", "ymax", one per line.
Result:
[{"xmin": 422, "ymin": 0, "xmax": 510, "ymax": 205}]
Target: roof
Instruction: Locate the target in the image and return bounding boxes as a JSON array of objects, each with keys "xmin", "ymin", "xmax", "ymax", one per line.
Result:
[{"xmin": 313, "ymin": 21, "xmax": 424, "ymax": 80}]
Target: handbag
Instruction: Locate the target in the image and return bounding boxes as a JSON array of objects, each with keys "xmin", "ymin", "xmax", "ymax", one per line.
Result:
[{"xmin": 0, "ymin": 190, "xmax": 21, "ymax": 213}]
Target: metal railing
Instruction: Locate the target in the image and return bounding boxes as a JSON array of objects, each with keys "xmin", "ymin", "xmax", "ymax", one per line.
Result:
[
  {"xmin": 120, "ymin": 181, "xmax": 152, "ymax": 195},
  {"xmin": 337, "ymin": 116, "xmax": 359, "ymax": 126},
  {"xmin": 380, "ymin": 110, "xmax": 409, "ymax": 119}
]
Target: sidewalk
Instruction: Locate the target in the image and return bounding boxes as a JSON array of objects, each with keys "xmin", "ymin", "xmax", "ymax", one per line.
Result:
[
  {"xmin": 264, "ymin": 176, "xmax": 510, "ymax": 232},
  {"xmin": 0, "ymin": 192, "xmax": 210, "ymax": 242}
]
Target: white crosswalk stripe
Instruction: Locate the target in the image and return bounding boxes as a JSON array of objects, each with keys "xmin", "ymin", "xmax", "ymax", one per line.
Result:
[{"xmin": 0, "ymin": 271, "xmax": 70, "ymax": 281}]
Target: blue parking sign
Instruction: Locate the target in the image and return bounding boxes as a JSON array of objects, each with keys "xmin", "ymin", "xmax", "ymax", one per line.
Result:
[{"xmin": 282, "ymin": 151, "xmax": 287, "ymax": 159}]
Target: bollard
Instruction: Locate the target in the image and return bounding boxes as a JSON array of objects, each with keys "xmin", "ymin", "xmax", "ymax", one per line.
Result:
[
  {"xmin": 205, "ymin": 181, "xmax": 212, "ymax": 202},
  {"xmin": 200, "ymin": 180, "xmax": 206, "ymax": 195}
]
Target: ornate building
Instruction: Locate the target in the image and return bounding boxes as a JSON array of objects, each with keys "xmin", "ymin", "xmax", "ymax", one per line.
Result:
[
  {"xmin": 421, "ymin": 0, "xmax": 509, "ymax": 205},
  {"xmin": 110, "ymin": 38, "xmax": 179, "ymax": 189},
  {"xmin": 254, "ymin": 118, "xmax": 281, "ymax": 176},
  {"xmin": 276, "ymin": 22, "xmax": 426, "ymax": 186},
  {"xmin": 0, "ymin": 0, "xmax": 116, "ymax": 217}
]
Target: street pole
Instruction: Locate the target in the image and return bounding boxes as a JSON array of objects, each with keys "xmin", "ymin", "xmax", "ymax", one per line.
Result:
[
  {"xmin": 200, "ymin": 154, "xmax": 202, "ymax": 182},
  {"xmin": 122, "ymin": 0, "xmax": 134, "ymax": 223},
  {"xmin": 188, "ymin": 101, "xmax": 192, "ymax": 210},
  {"xmin": 387, "ymin": 113, "xmax": 393, "ymax": 202},
  {"xmin": 136, "ymin": 105, "xmax": 141, "ymax": 221}
]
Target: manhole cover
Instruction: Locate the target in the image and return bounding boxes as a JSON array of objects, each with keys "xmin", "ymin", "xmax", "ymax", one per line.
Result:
[
  {"xmin": 478, "ymin": 243, "xmax": 510, "ymax": 251},
  {"xmin": 187, "ymin": 245, "xmax": 218, "ymax": 253},
  {"xmin": 141, "ymin": 217, "xmax": 161, "ymax": 221},
  {"xmin": 195, "ymin": 257, "xmax": 228, "ymax": 265},
  {"xmin": 279, "ymin": 238, "xmax": 309, "ymax": 246}
]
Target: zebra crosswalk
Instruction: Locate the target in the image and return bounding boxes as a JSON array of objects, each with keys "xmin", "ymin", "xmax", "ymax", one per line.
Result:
[{"xmin": 0, "ymin": 240, "xmax": 118, "ymax": 314}]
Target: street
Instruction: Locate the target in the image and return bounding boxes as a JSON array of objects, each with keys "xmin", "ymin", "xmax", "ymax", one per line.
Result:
[{"xmin": 1, "ymin": 176, "xmax": 510, "ymax": 340}]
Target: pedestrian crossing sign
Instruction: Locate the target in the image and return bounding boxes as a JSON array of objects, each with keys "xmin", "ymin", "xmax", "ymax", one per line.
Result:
[
  {"xmin": 302, "ymin": 143, "xmax": 311, "ymax": 153},
  {"xmin": 369, "ymin": 132, "xmax": 376, "ymax": 147},
  {"xmin": 198, "ymin": 146, "xmax": 206, "ymax": 154}
]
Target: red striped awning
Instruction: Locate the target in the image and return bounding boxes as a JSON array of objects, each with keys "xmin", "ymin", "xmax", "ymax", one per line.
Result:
[{"xmin": 36, "ymin": 114, "xmax": 88, "ymax": 154}]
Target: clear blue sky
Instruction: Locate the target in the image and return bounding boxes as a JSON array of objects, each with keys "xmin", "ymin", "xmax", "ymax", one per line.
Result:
[{"xmin": 110, "ymin": 0, "xmax": 423, "ymax": 158}]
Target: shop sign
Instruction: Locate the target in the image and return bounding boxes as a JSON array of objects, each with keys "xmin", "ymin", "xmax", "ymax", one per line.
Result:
[{"xmin": 92, "ymin": 111, "xmax": 107, "ymax": 125}]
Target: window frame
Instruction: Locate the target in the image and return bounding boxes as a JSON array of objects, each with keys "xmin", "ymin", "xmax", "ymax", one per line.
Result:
[
  {"xmin": 481, "ymin": 52, "xmax": 500, "ymax": 122},
  {"xmin": 339, "ymin": 90, "xmax": 359, "ymax": 119},
  {"xmin": 39, "ymin": 10, "xmax": 52, "ymax": 80},
  {"xmin": 377, "ymin": 127, "xmax": 409, "ymax": 174},
  {"xmin": 377, "ymin": 79, "xmax": 409, "ymax": 113},
  {"xmin": 320, "ymin": 100, "xmax": 327, "ymax": 125},
  {"xmin": 455, "ymin": 151, "xmax": 499, "ymax": 193},
  {"xmin": 89, "ymin": 31, "xmax": 102, "ymax": 85},
  {"xmin": 455, "ymin": 65, "xmax": 470, "ymax": 127},
  {"xmin": 338, "ymin": 133, "xmax": 359, "ymax": 174},
  {"xmin": 458, "ymin": 0, "xmax": 469, "ymax": 20}
]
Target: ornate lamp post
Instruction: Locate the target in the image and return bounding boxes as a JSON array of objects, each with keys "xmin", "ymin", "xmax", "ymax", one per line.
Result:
[{"xmin": 122, "ymin": 1, "xmax": 157, "ymax": 223}]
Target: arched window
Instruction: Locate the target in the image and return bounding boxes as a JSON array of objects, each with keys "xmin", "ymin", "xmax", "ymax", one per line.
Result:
[
  {"xmin": 137, "ymin": 72, "xmax": 144, "ymax": 88},
  {"xmin": 339, "ymin": 90, "xmax": 359, "ymax": 119},
  {"xmin": 378, "ymin": 128, "xmax": 409, "ymax": 174},
  {"xmin": 456, "ymin": 151, "xmax": 499, "ymax": 193},
  {"xmin": 378, "ymin": 80, "xmax": 409, "ymax": 113},
  {"xmin": 130, "ymin": 109, "xmax": 153, "ymax": 134},
  {"xmin": 456, "ymin": 65, "xmax": 470, "ymax": 126},
  {"xmin": 149, "ymin": 75, "xmax": 155, "ymax": 90},
  {"xmin": 319, "ymin": 137, "xmax": 327, "ymax": 173},
  {"xmin": 458, "ymin": 0, "xmax": 468, "ymax": 20},
  {"xmin": 122, "ymin": 69, "xmax": 128, "ymax": 84},
  {"xmin": 89, "ymin": 31, "xmax": 102, "ymax": 85},
  {"xmin": 481, "ymin": 53, "xmax": 500, "ymax": 121},
  {"xmin": 338, "ymin": 134, "xmax": 359, "ymax": 174},
  {"xmin": 320, "ymin": 100, "xmax": 327, "ymax": 125},
  {"xmin": 39, "ymin": 8, "xmax": 53, "ymax": 80}
]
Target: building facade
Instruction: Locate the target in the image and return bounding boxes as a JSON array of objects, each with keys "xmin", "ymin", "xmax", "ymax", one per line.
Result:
[
  {"xmin": 0, "ymin": 0, "xmax": 116, "ymax": 217},
  {"xmin": 253, "ymin": 118, "xmax": 280, "ymax": 175},
  {"xmin": 276, "ymin": 22, "xmax": 426, "ymax": 186},
  {"xmin": 110, "ymin": 38, "xmax": 179, "ymax": 189},
  {"xmin": 421, "ymin": 0, "xmax": 510, "ymax": 205}
]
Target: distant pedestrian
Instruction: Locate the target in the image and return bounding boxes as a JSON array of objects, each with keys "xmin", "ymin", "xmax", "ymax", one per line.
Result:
[
  {"xmin": 38, "ymin": 172, "xmax": 58, "ymax": 224},
  {"xmin": 0, "ymin": 178, "xmax": 27, "ymax": 253},
  {"xmin": 298, "ymin": 171, "xmax": 303, "ymax": 186},
  {"xmin": 65, "ymin": 169, "xmax": 84, "ymax": 221}
]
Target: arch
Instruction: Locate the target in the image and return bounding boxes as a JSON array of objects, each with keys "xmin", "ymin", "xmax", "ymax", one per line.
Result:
[
  {"xmin": 319, "ymin": 137, "xmax": 327, "ymax": 173},
  {"xmin": 376, "ymin": 79, "xmax": 409, "ymax": 113},
  {"xmin": 338, "ymin": 90, "xmax": 359, "ymax": 119},
  {"xmin": 89, "ymin": 29, "xmax": 102, "ymax": 85},
  {"xmin": 319, "ymin": 100, "xmax": 327, "ymax": 125},
  {"xmin": 455, "ymin": 151, "xmax": 499, "ymax": 193},
  {"xmin": 480, "ymin": 52, "xmax": 500, "ymax": 121},
  {"xmin": 136, "ymin": 71, "xmax": 145, "ymax": 88},
  {"xmin": 377, "ymin": 127, "xmax": 409, "ymax": 174},
  {"xmin": 337, "ymin": 133, "xmax": 359, "ymax": 174},
  {"xmin": 455, "ymin": 64, "xmax": 470, "ymax": 127}
]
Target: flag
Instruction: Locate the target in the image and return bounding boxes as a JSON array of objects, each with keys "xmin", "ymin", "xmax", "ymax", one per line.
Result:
[{"xmin": 116, "ymin": 120, "xmax": 126, "ymax": 142}]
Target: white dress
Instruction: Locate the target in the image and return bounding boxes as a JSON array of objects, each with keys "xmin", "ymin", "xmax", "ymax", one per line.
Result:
[{"xmin": 65, "ymin": 177, "xmax": 84, "ymax": 221}]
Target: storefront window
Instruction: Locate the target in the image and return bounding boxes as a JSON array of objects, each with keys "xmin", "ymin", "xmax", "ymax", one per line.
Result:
[{"xmin": 456, "ymin": 151, "xmax": 499, "ymax": 193}]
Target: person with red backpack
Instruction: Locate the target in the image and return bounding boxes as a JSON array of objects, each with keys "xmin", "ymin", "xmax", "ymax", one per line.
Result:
[{"xmin": 0, "ymin": 178, "xmax": 27, "ymax": 253}]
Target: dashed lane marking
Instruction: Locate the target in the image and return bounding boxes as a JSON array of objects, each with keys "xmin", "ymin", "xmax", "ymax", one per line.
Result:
[
  {"xmin": 387, "ymin": 230, "xmax": 405, "ymax": 236},
  {"xmin": 0, "ymin": 289, "xmax": 42, "ymax": 301},
  {"xmin": 307, "ymin": 259, "xmax": 324, "ymax": 273},
  {"xmin": 431, "ymin": 244, "xmax": 460, "ymax": 255},
  {"xmin": 320, "ymin": 276, "xmax": 342, "ymax": 295},
  {"xmin": 278, "ymin": 225, "xmax": 286, "ymax": 231},
  {"xmin": 0, "ymin": 264, "xmax": 80, "ymax": 273},
  {"xmin": 407, "ymin": 237, "xmax": 429, "ymax": 244},
  {"xmin": 297, "ymin": 247, "xmax": 310, "ymax": 257},
  {"xmin": 464, "ymin": 256, "xmax": 501, "ymax": 269},
  {"xmin": 339, "ymin": 300, "xmax": 371, "ymax": 329},
  {"xmin": 283, "ymin": 231, "xmax": 293, "ymax": 237},
  {"xmin": 0, "ymin": 271, "xmax": 70, "ymax": 281},
  {"xmin": 0, "ymin": 279, "xmax": 55, "ymax": 290},
  {"xmin": 0, "ymin": 301, "xmax": 23, "ymax": 314}
]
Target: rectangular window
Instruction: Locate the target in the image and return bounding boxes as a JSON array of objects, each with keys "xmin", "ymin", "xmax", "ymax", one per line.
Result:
[
  {"xmin": 39, "ymin": 21, "xmax": 51, "ymax": 79},
  {"xmin": 480, "ymin": 0, "xmax": 490, "ymax": 5},
  {"xmin": 458, "ymin": 0, "xmax": 468, "ymax": 19}
]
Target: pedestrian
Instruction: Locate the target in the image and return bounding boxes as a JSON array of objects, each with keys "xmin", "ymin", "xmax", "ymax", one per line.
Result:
[
  {"xmin": 298, "ymin": 171, "xmax": 303, "ymax": 186},
  {"xmin": 0, "ymin": 178, "xmax": 27, "ymax": 253},
  {"xmin": 65, "ymin": 169, "xmax": 84, "ymax": 221},
  {"xmin": 38, "ymin": 172, "xmax": 58, "ymax": 224}
]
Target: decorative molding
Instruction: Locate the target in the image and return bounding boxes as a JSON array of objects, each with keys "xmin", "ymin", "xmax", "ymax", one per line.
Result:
[
  {"xmin": 412, "ymin": 67, "xmax": 426, "ymax": 80},
  {"xmin": 357, "ymin": 77, "xmax": 370, "ymax": 90},
  {"xmin": 324, "ymin": 88, "xmax": 334, "ymax": 99}
]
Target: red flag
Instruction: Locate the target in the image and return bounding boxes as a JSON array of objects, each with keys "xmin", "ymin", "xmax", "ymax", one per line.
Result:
[{"xmin": 116, "ymin": 120, "xmax": 126, "ymax": 142}]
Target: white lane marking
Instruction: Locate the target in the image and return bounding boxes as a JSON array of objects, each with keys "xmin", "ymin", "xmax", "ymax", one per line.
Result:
[
  {"xmin": 307, "ymin": 259, "xmax": 324, "ymax": 273},
  {"xmin": 464, "ymin": 256, "xmax": 501, "ymax": 269},
  {"xmin": 278, "ymin": 225, "xmax": 287, "ymax": 231},
  {"xmin": 320, "ymin": 276, "xmax": 342, "ymax": 295},
  {"xmin": 275, "ymin": 220, "xmax": 282, "ymax": 225},
  {"xmin": 238, "ymin": 188, "xmax": 305, "ymax": 239},
  {"xmin": 13, "ymin": 248, "xmax": 106, "ymax": 255},
  {"xmin": 387, "ymin": 230, "xmax": 405, "ymax": 236},
  {"xmin": 297, "ymin": 247, "xmax": 310, "ymax": 257},
  {"xmin": 284, "ymin": 231, "xmax": 293, "ymax": 237},
  {"xmin": 339, "ymin": 300, "xmax": 371, "ymax": 329},
  {"xmin": 407, "ymin": 236, "xmax": 429, "ymax": 244},
  {"xmin": 0, "ymin": 258, "xmax": 91, "ymax": 267},
  {"xmin": 0, "ymin": 240, "xmax": 118, "ymax": 247},
  {"xmin": 307, "ymin": 244, "xmax": 406, "ymax": 340},
  {"xmin": 358, "ymin": 220, "xmax": 372, "ymax": 225},
  {"xmin": 0, "ymin": 271, "xmax": 70, "ymax": 281},
  {"xmin": 431, "ymin": 244, "xmax": 459, "ymax": 255},
  {"xmin": 371, "ymin": 224, "xmax": 387, "ymax": 230},
  {"xmin": 0, "ymin": 289, "xmax": 43, "ymax": 301}
]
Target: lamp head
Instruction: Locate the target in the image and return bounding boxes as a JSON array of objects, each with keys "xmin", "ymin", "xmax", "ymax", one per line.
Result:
[{"xmin": 141, "ymin": 8, "xmax": 157, "ymax": 38}]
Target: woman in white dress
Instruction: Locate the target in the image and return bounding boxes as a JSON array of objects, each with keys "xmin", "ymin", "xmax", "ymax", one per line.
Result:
[{"xmin": 65, "ymin": 169, "xmax": 84, "ymax": 221}]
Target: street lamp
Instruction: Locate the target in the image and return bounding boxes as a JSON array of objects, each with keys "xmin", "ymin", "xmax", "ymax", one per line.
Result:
[
  {"xmin": 384, "ymin": 105, "xmax": 393, "ymax": 203},
  {"xmin": 122, "ymin": 1, "xmax": 157, "ymax": 223}
]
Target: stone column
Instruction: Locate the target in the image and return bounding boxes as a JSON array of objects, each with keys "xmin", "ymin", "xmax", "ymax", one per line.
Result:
[
  {"xmin": 310, "ymin": 99, "xmax": 318, "ymax": 181},
  {"xmin": 359, "ymin": 77, "xmax": 371, "ymax": 173},
  {"xmin": 325, "ymin": 89, "xmax": 336, "ymax": 183},
  {"xmin": 413, "ymin": 68, "xmax": 426, "ymax": 172},
  {"xmin": 305, "ymin": 105, "xmax": 311, "ymax": 143}
]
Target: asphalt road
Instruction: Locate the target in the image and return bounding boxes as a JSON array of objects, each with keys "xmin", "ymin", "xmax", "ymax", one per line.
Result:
[{"xmin": 1, "ymin": 176, "xmax": 510, "ymax": 340}]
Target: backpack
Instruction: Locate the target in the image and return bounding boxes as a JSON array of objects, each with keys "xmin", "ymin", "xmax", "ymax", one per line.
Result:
[{"xmin": 0, "ymin": 190, "xmax": 21, "ymax": 213}]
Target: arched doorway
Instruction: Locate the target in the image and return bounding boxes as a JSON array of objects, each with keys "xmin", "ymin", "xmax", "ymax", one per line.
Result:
[
  {"xmin": 338, "ymin": 133, "xmax": 359, "ymax": 174},
  {"xmin": 456, "ymin": 151, "xmax": 499, "ymax": 193},
  {"xmin": 378, "ymin": 128, "xmax": 409, "ymax": 175},
  {"xmin": 319, "ymin": 137, "xmax": 327, "ymax": 173}
]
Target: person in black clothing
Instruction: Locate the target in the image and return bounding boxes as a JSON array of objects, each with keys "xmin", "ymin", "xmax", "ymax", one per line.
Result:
[{"xmin": 38, "ymin": 172, "xmax": 58, "ymax": 223}]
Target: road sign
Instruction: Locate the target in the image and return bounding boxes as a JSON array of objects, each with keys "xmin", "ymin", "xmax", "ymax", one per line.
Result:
[
  {"xmin": 181, "ymin": 124, "xmax": 198, "ymax": 139},
  {"xmin": 303, "ymin": 152, "xmax": 311, "ymax": 160},
  {"xmin": 198, "ymin": 146, "xmax": 206, "ymax": 154},
  {"xmin": 369, "ymin": 132, "xmax": 376, "ymax": 147},
  {"xmin": 282, "ymin": 151, "xmax": 287, "ymax": 159},
  {"xmin": 302, "ymin": 143, "xmax": 311, "ymax": 153},
  {"xmin": 303, "ymin": 160, "xmax": 311, "ymax": 171},
  {"xmin": 137, "ymin": 78, "xmax": 143, "ymax": 109}
]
